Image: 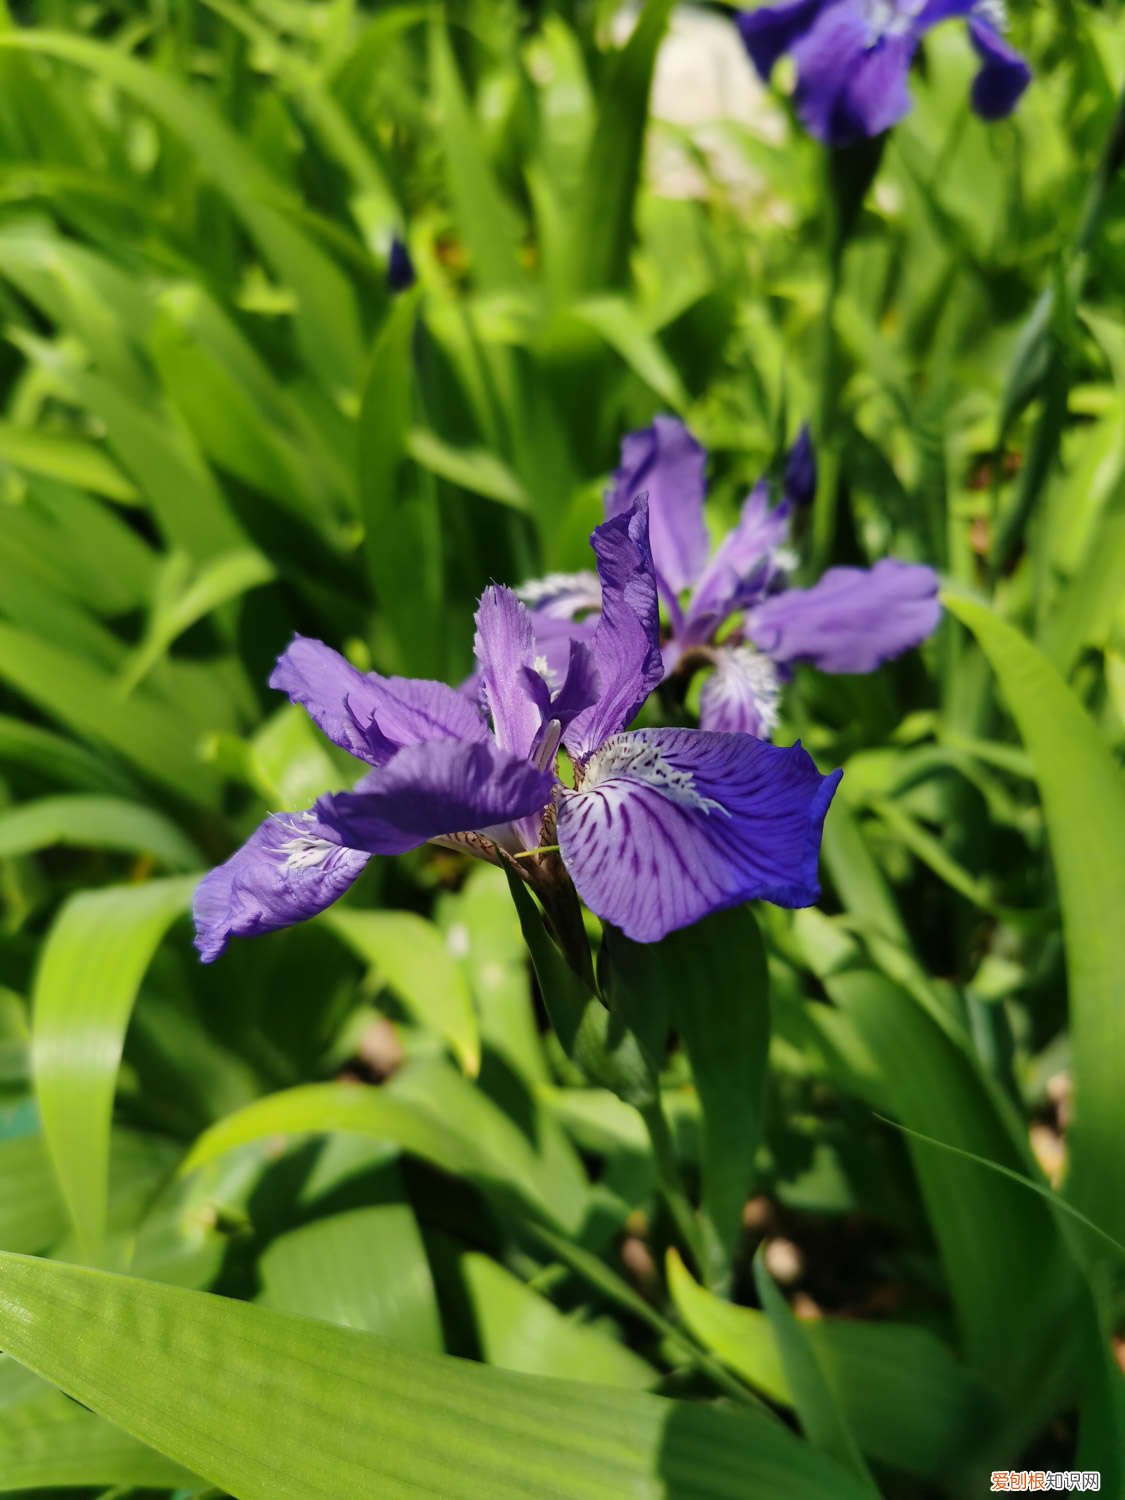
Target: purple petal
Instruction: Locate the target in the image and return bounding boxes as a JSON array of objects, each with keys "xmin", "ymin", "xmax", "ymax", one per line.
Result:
[
  {"xmin": 748, "ymin": 558, "xmax": 941, "ymax": 674},
  {"xmin": 916, "ymin": 0, "xmax": 976, "ymax": 25},
  {"xmin": 194, "ymin": 808, "xmax": 369, "ymax": 963},
  {"xmin": 699, "ymin": 646, "xmax": 784, "ymax": 738},
  {"xmin": 474, "ymin": 585, "xmax": 544, "ymax": 759},
  {"xmin": 271, "ymin": 635, "xmax": 488, "ymax": 765},
  {"xmin": 526, "ymin": 609, "xmax": 600, "ymax": 689},
  {"xmin": 564, "ymin": 502, "xmax": 664, "ymax": 761},
  {"xmin": 736, "ymin": 0, "xmax": 827, "ymax": 81},
  {"xmin": 549, "ymin": 639, "xmax": 600, "ymax": 727},
  {"xmin": 967, "ymin": 16, "xmax": 1030, "ymax": 121},
  {"xmin": 605, "ymin": 417, "xmax": 709, "ymax": 596},
  {"xmin": 792, "ymin": 5, "xmax": 916, "ymax": 144},
  {"xmin": 684, "ymin": 481, "xmax": 790, "ymax": 642},
  {"xmin": 518, "ymin": 571, "xmax": 603, "ymax": 688},
  {"xmin": 315, "ymin": 739, "xmax": 553, "ymax": 854},
  {"xmin": 558, "ymin": 728, "xmax": 841, "ymax": 942}
]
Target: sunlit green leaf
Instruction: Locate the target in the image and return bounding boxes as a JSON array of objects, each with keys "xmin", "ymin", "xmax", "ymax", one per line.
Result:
[{"xmin": 0, "ymin": 1251, "xmax": 871, "ymax": 1500}]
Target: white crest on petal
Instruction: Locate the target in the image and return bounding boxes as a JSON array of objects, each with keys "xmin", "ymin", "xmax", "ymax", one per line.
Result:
[
  {"xmin": 533, "ymin": 653, "xmax": 558, "ymax": 691},
  {"xmin": 710, "ymin": 647, "xmax": 782, "ymax": 738},
  {"xmin": 578, "ymin": 730, "xmax": 727, "ymax": 816},
  {"xmin": 861, "ymin": 0, "xmax": 925, "ymax": 43},
  {"xmin": 270, "ymin": 811, "xmax": 337, "ymax": 873},
  {"xmin": 516, "ymin": 571, "xmax": 602, "ymax": 618},
  {"xmin": 973, "ymin": 0, "xmax": 1008, "ymax": 28}
]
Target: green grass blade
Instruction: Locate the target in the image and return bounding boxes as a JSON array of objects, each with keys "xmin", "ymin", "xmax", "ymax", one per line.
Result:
[
  {"xmin": 356, "ymin": 294, "xmax": 444, "ymax": 675},
  {"xmin": 571, "ymin": 0, "xmax": 675, "ymax": 292},
  {"xmin": 818, "ymin": 968, "xmax": 1075, "ymax": 1419},
  {"xmin": 0, "ymin": 1136, "xmax": 66, "ymax": 1254},
  {"xmin": 118, "ymin": 548, "xmax": 276, "ymax": 696},
  {"xmin": 0, "ymin": 1378, "xmax": 199, "ymax": 1493},
  {"xmin": 181, "ymin": 1060, "xmax": 586, "ymax": 1234},
  {"xmin": 454, "ymin": 1249, "xmax": 655, "ymax": 1388},
  {"xmin": 0, "ymin": 715, "xmax": 134, "ymax": 795},
  {"xmin": 326, "ymin": 909, "xmax": 480, "ymax": 1076},
  {"xmin": 605, "ymin": 907, "xmax": 770, "ymax": 1290},
  {"xmin": 669, "ymin": 1251, "xmax": 995, "ymax": 1480},
  {"xmin": 945, "ymin": 592, "xmax": 1125, "ymax": 1246},
  {"xmin": 260, "ymin": 1197, "xmax": 443, "ymax": 1349},
  {"xmin": 0, "ymin": 795, "xmax": 200, "ymax": 869},
  {"xmin": 0, "ymin": 623, "xmax": 219, "ymax": 802},
  {"xmin": 0, "ymin": 420, "xmax": 137, "ymax": 501},
  {"xmin": 752, "ymin": 1248, "xmax": 878, "ymax": 1492},
  {"xmin": 31, "ymin": 876, "xmax": 197, "ymax": 1261},
  {"xmin": 0, "ymin": 1251, "xmax": 872, "ymax": 1500},
  {"xmin": 0, "ymin": 31, "xmax": 364, "ymax": 393},
  {"xmin": 429, "ymin": 22, "xmax": 524, "ymax": 292}
]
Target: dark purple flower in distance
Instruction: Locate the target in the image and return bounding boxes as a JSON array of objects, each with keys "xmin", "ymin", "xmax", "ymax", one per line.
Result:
[
  {"xmin": 737, "ymin": 0, "xmax": 1030, "ymax": 146},
  {"xmin": 387, "ymin": 235, "xmax": 416, "ymax": 292},
  {"xmin": 194, "ymin": 502, "xmax": 841, "ymax": 956},
  {"xmin": 520, "ymin": 418, "xmax": 940, "ymax": 741}
]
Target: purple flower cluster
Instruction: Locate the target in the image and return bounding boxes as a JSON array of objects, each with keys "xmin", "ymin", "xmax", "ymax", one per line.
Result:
[
  {"xmin": 737, "ymin": 0, "xmax": 1030, "ymax": 146},
  {"xmin": 520, "ymin": 417, "xmax": 941, "ymax": 740},
  {"xmin": 194, "ymin": 501, "xmax": 842, "ymax": 957}
]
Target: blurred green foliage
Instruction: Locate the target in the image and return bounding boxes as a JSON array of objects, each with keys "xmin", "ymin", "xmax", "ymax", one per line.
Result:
[{"xmin": 0, "ymin": 0, "xmax": 1123, "ymax": 1496}]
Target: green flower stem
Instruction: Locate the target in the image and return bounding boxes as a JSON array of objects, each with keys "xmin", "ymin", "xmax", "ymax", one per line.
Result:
[
  {"xmin": 637, "ymin": 1093, "xmax": 709, "ymax": 1279},
  {"xmin": 810, "ymin": 134, "xmax": 886, "ymax": 573},
  {"xmin": 811, "ymin": 247, "xmax": 844, "ymax": 573}
]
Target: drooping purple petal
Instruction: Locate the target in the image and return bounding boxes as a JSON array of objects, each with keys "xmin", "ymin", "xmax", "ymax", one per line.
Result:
[
  {"xmin": 792, "ymin": 4, "xmax": 916, "ymax": 145},
  {"xmin": 782, "ymin": 424, "xmax": 817, "ymax": 511},
  {"xmin": 193, "ymin": 808, "xmax": 369, "ymax": 963},
  {"xmin": 558, "ymin": 728, "xmax": 841, "ymax": 942},
  {"xmin": 564, "ymin": 502, "xmax": 664, "ymax": 761},
  {"xmin": 736, "ymin": 0, "xmax": 826, "ymax": 81},
  {"xmin": 474, "ymin": 586, "xmax": 544, "ymax": 760},
  {"xmin": 967, "ymin": 15, "xmax": 1030, "ymax": 121},
  {"xmin": 699, "ymin": 646, "xmax": 785, "ymax": 737},
  {"xmin": 315, "ymin": 739, "xmax": 553, "ymax": 855},
  {"xmin": 683, "ymin": 481, "xmax": 790, "ymax": 644},
  {"xmin": 747, "ymin": 558, "xmax": 941, "ymax": 674},
  {"xmin": 271, "ymin": 635, "xmax": 488, "ymax": 765},
  {"xmin": 605, "ymin": 417, "xmax": 709, "ymax": 596}
]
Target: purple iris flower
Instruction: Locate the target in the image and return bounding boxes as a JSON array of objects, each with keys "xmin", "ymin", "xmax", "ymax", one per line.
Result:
[
  {"xmin": 519, "ymin": 417, "xmax": 940, "ymax": 740},
  {"xmin": 193, "ymin": 502, "xmax": 841, "ymax": 955},
  {"xmin": 737, "ymin": 0, "xmax": 1030, "ymax": 146}
]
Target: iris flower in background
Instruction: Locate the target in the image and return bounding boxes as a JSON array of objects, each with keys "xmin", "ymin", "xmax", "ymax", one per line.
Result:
[
  {"xmin": 519, "ymin": 417, "xmax": 940, "ymax": 739},
  {"xmin": 194, "ymin": 502, "xmax": 841, "ymax": 956},
  {"xmin": 736, "ymin": 0, "xmax": 1031, "ymax": 146},
  {"xmin": 386, "ymin": 234, "xmax": 416, "ymax": 292}
]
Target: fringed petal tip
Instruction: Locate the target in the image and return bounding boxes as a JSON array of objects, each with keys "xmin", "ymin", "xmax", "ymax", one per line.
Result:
[{"xmin": 192, "ymin": 810, "xmax": 370, "ymax": 964}]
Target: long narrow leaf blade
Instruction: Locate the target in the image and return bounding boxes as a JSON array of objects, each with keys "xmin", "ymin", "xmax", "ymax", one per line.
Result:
[
  {"xmin": 0, "ymin": 1251, "xmax": 871, "ymax": 1500},
  {"xmin": 31, "ymin": 877, "xmax": 197, "ymax": 1260},
  {"xmin": 945, "ymin": 593, "xmax": 1125, "ymax": 1244}
]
